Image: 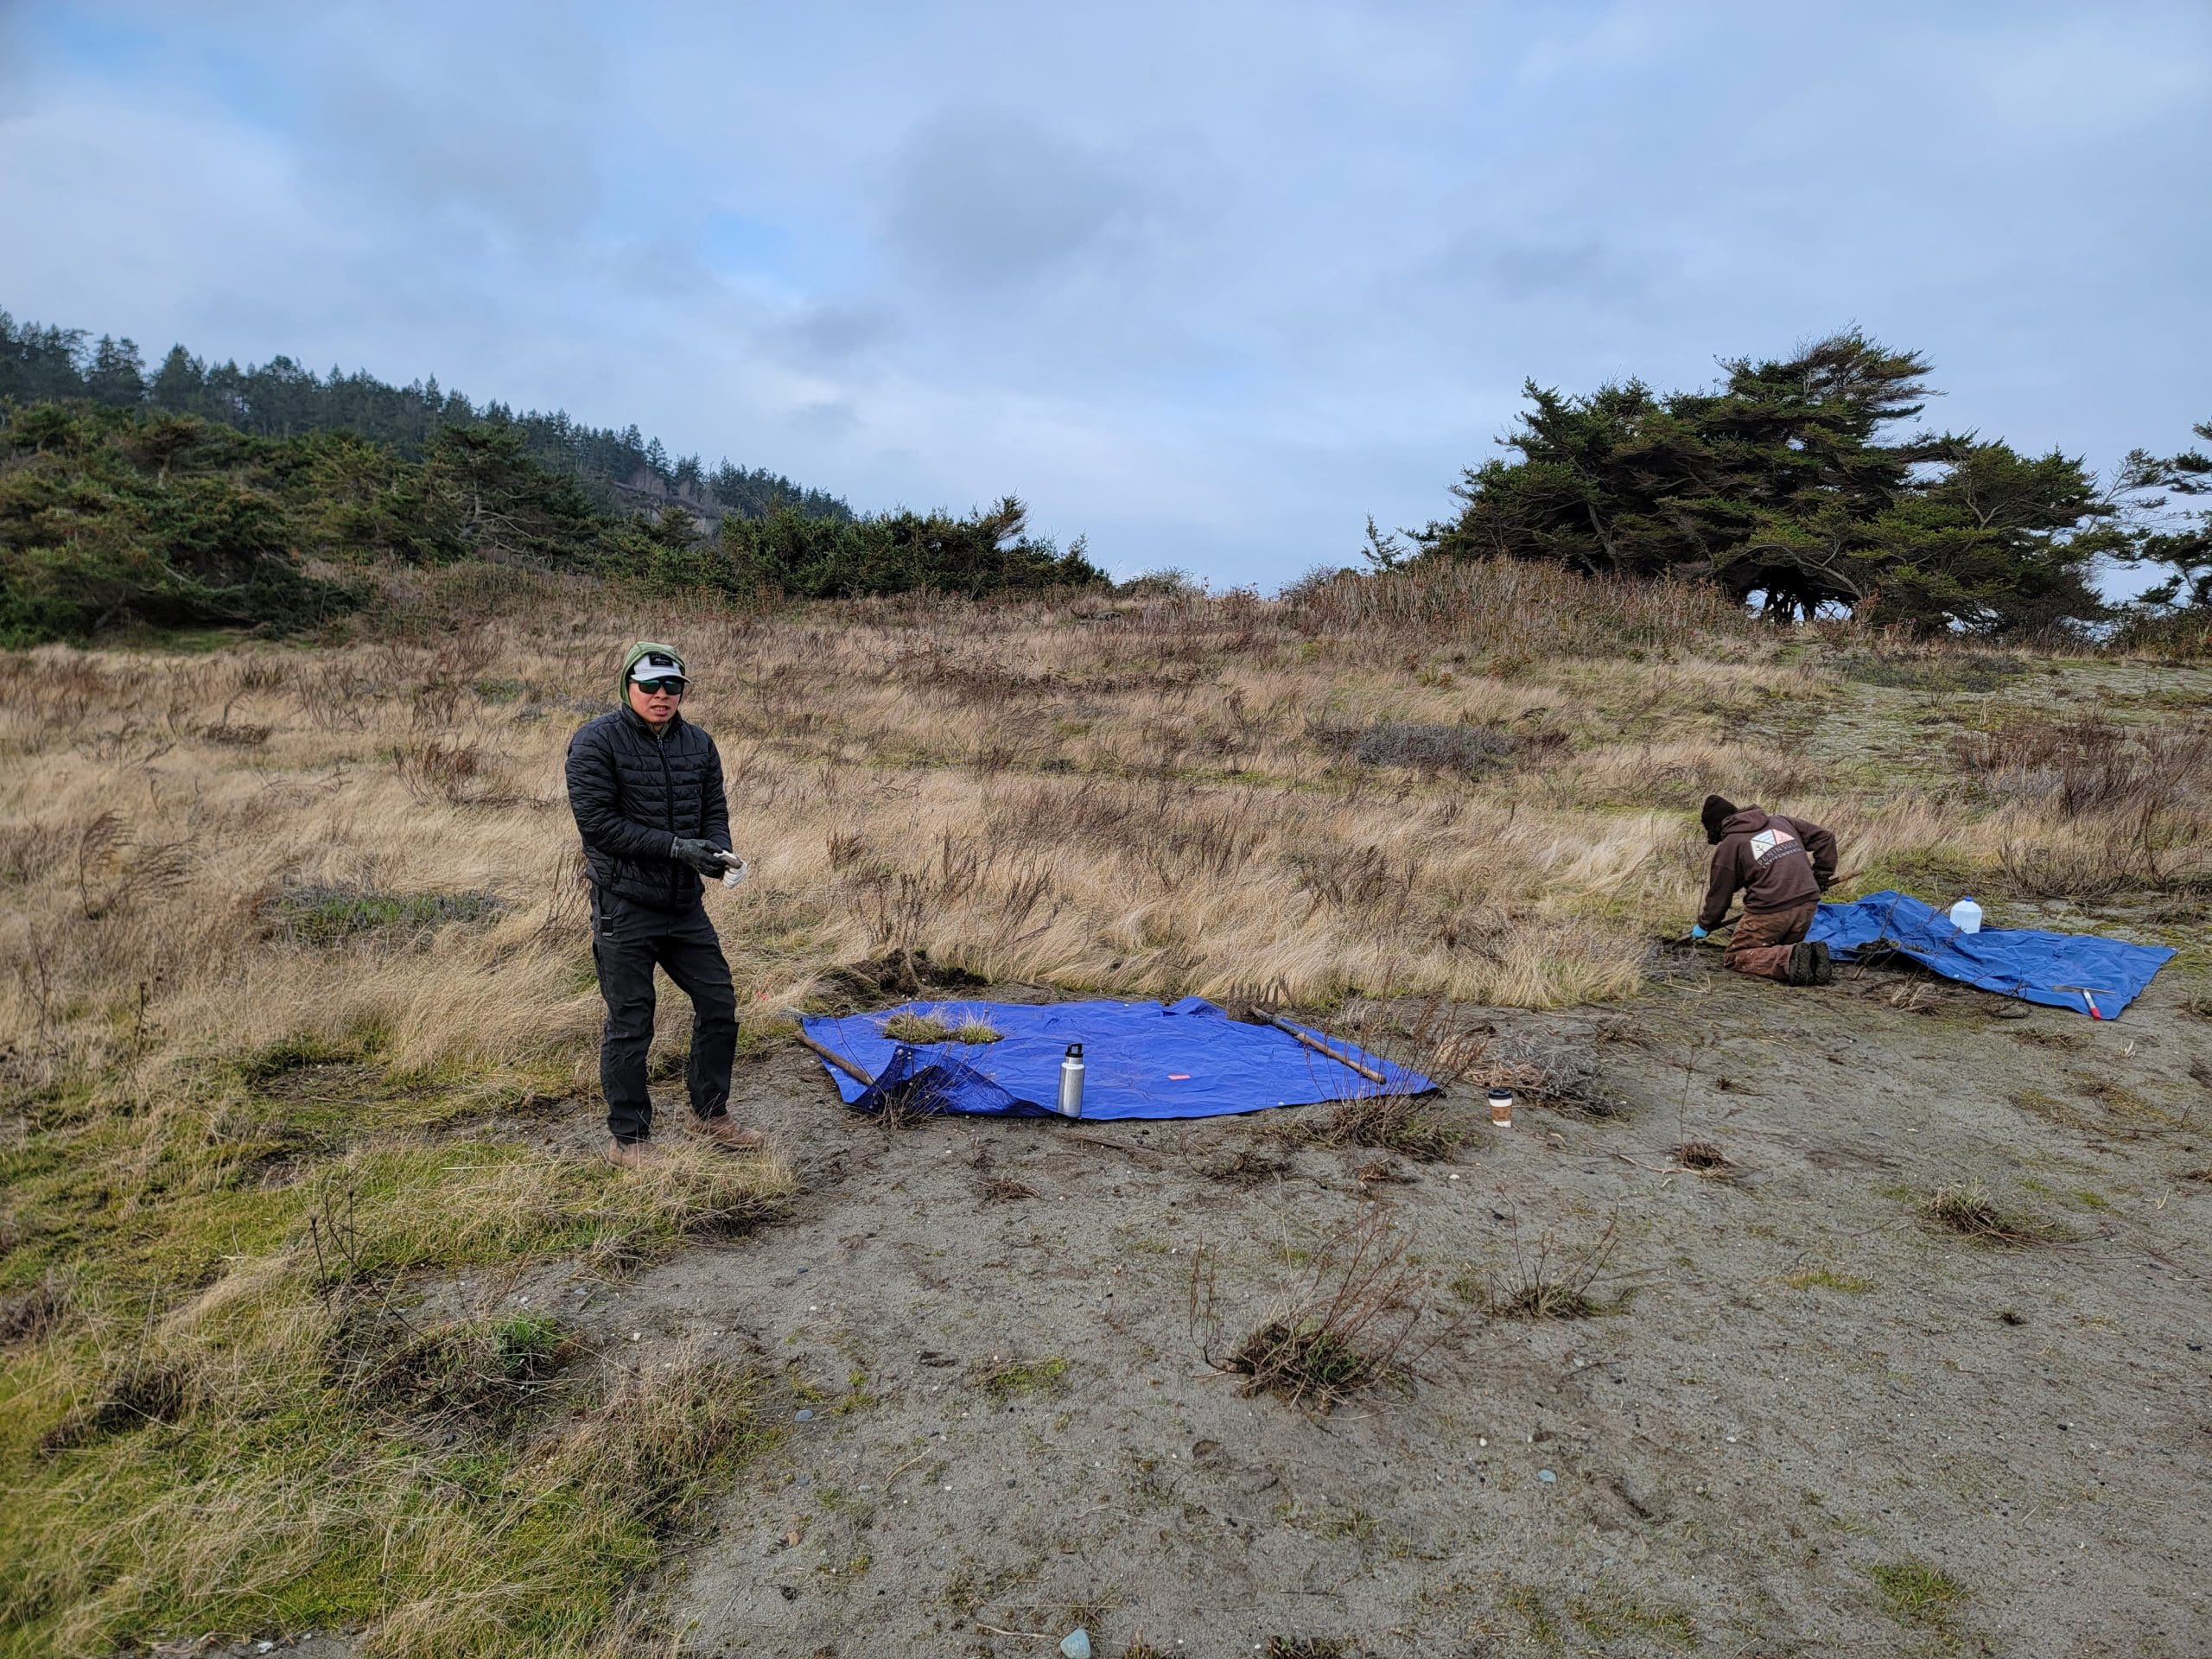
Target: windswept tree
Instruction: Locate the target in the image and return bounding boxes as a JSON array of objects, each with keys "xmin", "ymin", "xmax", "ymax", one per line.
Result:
[
  {"xmin": 1414, "ymin": 332, "xmax": 2119, "ymax": 636},
  {"xmin": 2117, "ymin": 420, "xmax": 2212, "ymax": 611},
  {"xmin": 0, "ymin": 403, "xmax": 352, "ymax": 643},
  {"xmin": 717, "ymin": 494, "xmax": 1106, "ymax": 600}
]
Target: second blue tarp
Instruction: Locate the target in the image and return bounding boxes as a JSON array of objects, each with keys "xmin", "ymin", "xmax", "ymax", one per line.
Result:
[
  {"xmin": 1807, "ymin": 889, "xmax": 2173, "ymax": 1020},
  {"xmin": 799, "ymin": 995, "xmax": 1435, "ymax": 1120}
]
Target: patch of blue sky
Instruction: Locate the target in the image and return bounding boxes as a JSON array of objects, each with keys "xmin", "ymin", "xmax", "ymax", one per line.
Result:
[
  {"xmin": 25, "ymin": 3, "xmax": 296, "ymax": 131},
  {"xmin": 698, "ymin": 212, "xmax": 786, "ymax": 272},
  {"xmin": 21, "ymin": 5, "xmax": 161, "ymax": 79}
]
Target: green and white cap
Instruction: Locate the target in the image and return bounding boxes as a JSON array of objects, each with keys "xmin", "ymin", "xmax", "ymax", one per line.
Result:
[{"xmin": 620, "ymin": 641, "xmax": 686, "ymax": 696}]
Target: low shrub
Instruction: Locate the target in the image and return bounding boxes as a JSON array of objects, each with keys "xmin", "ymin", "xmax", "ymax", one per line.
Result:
[
  {"xmin": 267, "ymin": 884, "xmax": 505, "ymax": 947},
  {"xmin": 1311, "ymin": 719, "xmax": 1522, "ymax": 776},
  {"xmin": 1194, "ymin": 1211, "xmax": 1433, "ymax": 1412}
]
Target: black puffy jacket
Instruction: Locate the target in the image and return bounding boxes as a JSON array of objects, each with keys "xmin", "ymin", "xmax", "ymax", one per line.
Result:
[{"xmin": 565, "ymin": 708, "xmax": 732, "ymax": 911}]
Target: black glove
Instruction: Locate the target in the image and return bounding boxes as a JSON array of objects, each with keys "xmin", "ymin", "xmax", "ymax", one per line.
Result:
[{"xmin": 672, "ymin": 838, "xmax": 730, "ymax": 876}]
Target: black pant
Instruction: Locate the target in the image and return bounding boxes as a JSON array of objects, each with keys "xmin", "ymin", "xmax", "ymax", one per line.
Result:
[{"xmin": 591, "ymin": 889, "xmax": 739, "ymax": 1144}]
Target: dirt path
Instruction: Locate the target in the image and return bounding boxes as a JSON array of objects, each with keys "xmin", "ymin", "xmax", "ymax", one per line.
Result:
[{"xmin": 545, "ymin": 961, "xmax": 2209, "ymax": 1657}]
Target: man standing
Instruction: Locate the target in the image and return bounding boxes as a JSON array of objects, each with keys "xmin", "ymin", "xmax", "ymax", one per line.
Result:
[
  {"xmin": 1692, "ymin": 794, "xmax": 1838, "ymax": 985},
  {"xmin": 567, "ymin": 641, "xmax": 762, "ymax": 1166}
]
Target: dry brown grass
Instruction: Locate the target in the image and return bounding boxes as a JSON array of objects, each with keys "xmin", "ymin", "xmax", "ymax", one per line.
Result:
[
  {"xmin": 1270, "ymin": 1093, "xmax": 1468, "ymax": 1162},
  {"xmin": 0, "ymin": 572, "xmax": 1808, "ymax": 1118},
  {"xmin": 12, "ymin": 566, "xmax": 2199, "ymax": 1109},
  {"xmin": 1921, "ymin": 1182, "xmax": 2076, "ymax": 1248},
  {"xmin": 5, "ymin": 559, "xmax": 2209, "ymax": 1654}
]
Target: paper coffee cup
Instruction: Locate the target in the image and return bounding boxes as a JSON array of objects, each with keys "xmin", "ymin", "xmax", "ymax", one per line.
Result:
[{"xmin": 1487, "ymin": 1088, "xmax": 1513, "ymax": 1128}]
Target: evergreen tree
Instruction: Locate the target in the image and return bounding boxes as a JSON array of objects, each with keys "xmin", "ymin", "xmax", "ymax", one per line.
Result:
[
  {"xmin": 149, "ymin": 346, "xmax": 209, "ymax": 415},
  {"xmin": 1414, "ymin": 332, "xmax": 2116, "ymax": 636},
  {"xmin": 86, "ymin": 335, "xmax": 147, "ymax": 406},
  {"xmin": 0, "ymin": 403, "xmax": 353, "ymax": 643},
  {"xmin": 719, "ymin": 494, "xmax": 1106, "ymax": 600},
  {"xmin": 2118, "ymin": 421, "xmax": 2212, "ymax": 611},
  {"xmin": 0, "ymin": 312, "xmax": 91, "ymax": 402}
]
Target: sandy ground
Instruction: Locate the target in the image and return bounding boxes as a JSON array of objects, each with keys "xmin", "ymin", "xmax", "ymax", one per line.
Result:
[{"xmin": 499, "ymin": 954, "xmax": 2212, "ymax": 1659}]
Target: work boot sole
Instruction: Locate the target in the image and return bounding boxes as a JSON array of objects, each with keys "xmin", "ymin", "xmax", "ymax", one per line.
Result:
[{"xmin": 1787, "ymin": 942, "xmax": 1834, "ymax": 987}]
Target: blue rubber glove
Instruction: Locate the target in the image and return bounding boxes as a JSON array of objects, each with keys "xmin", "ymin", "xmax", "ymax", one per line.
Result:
[{"xmin": 1688, "ymin": 925, "xmax": 1708, "ymax": 940}]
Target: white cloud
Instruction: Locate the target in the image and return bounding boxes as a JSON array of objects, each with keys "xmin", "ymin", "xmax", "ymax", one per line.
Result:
[{"xmin": 2, "ymin": 0, "xmax": 2208, "ymax": 585}]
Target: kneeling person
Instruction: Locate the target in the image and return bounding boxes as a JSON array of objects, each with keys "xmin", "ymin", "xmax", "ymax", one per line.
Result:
[
  {"xmin": 1693, "ymin": 794, "xmax": 1837, "ymax": 985},
  {"xmin": 566, "ymin": 642, "xmax": 762, "ymax": 1165}
]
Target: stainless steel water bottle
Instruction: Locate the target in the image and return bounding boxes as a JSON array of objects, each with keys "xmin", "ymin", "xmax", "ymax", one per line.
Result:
[{"xmin": 1057, "ymin": 1043, "xmax": 1085, "ymax": 1118}]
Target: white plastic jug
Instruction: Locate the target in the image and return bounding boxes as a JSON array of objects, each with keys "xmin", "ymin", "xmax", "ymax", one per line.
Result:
[{"xmin": 1948, "ymin": 896, "xmax": 1982, "ymax": 935}]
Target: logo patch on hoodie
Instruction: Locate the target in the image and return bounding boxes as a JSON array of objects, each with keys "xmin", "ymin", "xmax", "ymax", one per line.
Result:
[{"xmin": 1748, "ymin": 826, "xmax": 1801, "ymax": 866}]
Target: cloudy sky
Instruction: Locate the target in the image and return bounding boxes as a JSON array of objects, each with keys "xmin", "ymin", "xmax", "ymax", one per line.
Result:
[{"xmin": 3, "ymin": 2, "xmax": 2207, "ymax": 586}]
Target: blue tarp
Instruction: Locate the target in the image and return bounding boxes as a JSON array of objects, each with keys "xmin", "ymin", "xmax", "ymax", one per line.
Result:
[
  {"xmin": 1807, "ymin": 890, "xmax": 2174, "ymax": 1020},
  {"xmin": 800, "ymin": 995, "xmax": 1436, "ymax": 1120}
]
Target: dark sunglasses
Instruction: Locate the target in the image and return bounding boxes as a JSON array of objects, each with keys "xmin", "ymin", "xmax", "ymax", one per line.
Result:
[{"xmin": 635, "ymin": 677, "xmax": 686, "ymax": 696}]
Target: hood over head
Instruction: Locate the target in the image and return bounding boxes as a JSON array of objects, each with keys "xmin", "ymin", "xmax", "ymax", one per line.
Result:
[
  {"xmin": 619, "ymin": 641, "xmax": 685, "ymax": 702},
  {"xmin": 1700, "ymin": 794, "xmax": 1738, "ymax": 844},
  {"xmin": 1719, "ymin": 804, "xmax": 1772, "ymax": 842}
]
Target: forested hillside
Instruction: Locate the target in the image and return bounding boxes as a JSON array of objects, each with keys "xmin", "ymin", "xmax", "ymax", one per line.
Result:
[
  {"xmin": 0, "ymin": 310, "xmax": 850, "ymax": 526},
  {"xmin": 0, "ymin": 403, "xmax": 1103, "ymax": 645}
]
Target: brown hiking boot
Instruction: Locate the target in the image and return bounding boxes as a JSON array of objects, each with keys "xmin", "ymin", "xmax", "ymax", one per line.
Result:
[
  {"xmin": 606, "ymin": 1137, "xmax": 664, "ymax": 1169},
  {"xmin": 688, "ymin": 1114, "xmax": 766, "ymax": 1152},
  {"xmin": 1787, "ymin": 941, "xmax": 1834, "ymax": 987}
]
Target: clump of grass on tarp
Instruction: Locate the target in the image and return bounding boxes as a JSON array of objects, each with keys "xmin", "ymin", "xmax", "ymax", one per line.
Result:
[
  {"xmin": 879, "ymin": 1010, "xmax": 1001, "ymax": 1045},
  {"xmin": 879, "ymin": 1012, "xmax": 953, "ymax": 1044}
]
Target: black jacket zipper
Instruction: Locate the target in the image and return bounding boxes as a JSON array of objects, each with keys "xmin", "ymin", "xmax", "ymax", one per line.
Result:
[{"xmin": 657, "ymin": 722, "xmax": 677, "ymax": 901}]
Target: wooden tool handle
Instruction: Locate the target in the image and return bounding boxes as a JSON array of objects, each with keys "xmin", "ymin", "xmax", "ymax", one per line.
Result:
[
  {"xmin": 1261, "ymin": 1011, "xmax": 1389, "ymax": 1084},
  {"xmin": 791, "ymin": 1026, "xmax": 874, "ymax": 1087}
]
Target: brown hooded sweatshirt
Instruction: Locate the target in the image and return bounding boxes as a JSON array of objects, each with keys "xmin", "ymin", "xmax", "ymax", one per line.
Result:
[{"xmin": 1699, "ymin": 806, "xmax": 1836, "ymax": 929}]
